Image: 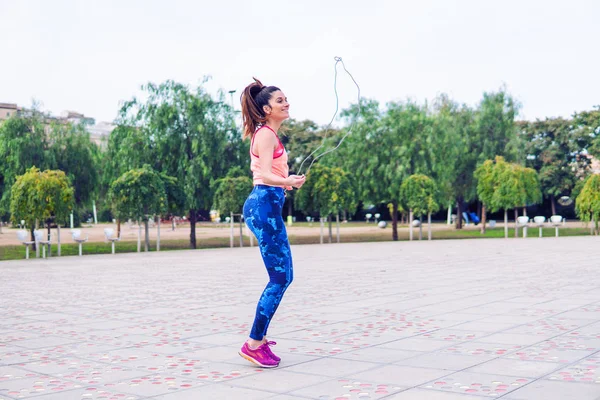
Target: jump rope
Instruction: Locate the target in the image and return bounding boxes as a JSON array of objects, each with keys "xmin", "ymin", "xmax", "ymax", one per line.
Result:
[{"xmin": 296, "ymin": 56, "xmax": 362, "ymax": 176}]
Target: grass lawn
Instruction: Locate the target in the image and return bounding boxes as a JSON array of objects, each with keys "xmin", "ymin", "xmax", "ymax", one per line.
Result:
[{"xmin": 0, "ymin": 226, "xmax": 592, "ymax": 262}]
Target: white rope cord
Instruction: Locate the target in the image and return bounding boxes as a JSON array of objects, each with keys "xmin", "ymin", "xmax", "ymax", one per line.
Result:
[{"xmin": 297, "ymin": 56, "xmax": 361, "ymax": 175}]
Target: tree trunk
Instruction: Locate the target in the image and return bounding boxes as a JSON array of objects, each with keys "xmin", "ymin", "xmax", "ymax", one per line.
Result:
[
  {"xmin": 523, "ymin": 206, "xmax": 527, "ymax": 216},
  {"xmin": 550, "ymin": 195, "xmax": 557, "ymax": 215},
  {"xmin": 328, "ymin": 214, "xmax": 332, "ymax": 243},
  {"xmin": 336, "ymin": 213, "xmax": 340, "ymax": 243},
  {"xmin": 144, "ymin": 218, "xmax": 150, "ymax": 251},
  {"xmin": 447, "ymin": 202, "xmax": 452, "ymax": 225},
  {"xmin": 391, "ymin": 201, "xmax": 398, "ymax": 241},
  {"xmin": 117, "ymin": 219, "xmax": 121, "ymax": 237},
  {"xmin": 320, "ymin": 216, "xmax": 324, "ymax": 244},
  {"xmin": 137, "ymin": 220, "xmax": 141, "ymax": 252},
  {"xmin": 189, "ymin": 209, "xmax": 197, "ymax": 249},
  {"xmin": 409, "ymin": 209, "xmax": 414, "ymax": 241},
  {"xmin": 30, "ymin": 226, "xmax": 36, "ymax": 251},
  {"xmin": 456, "ymin": 197, "xmax": 463, "ymax": 229},
  {"xmin": 156, "ymin": 216, "xmax": 160, "ymax": 251},
  {"xmin": 418, "ymin": 214, "xmax": 423, "ymax": 240},
  {"xmin": 480, "ymin": 204, "xmax": 487, "ymax": 234},
  {"xmin": 514, "ymin": 208, "xmax": 518, "ymax": 238},
  {"xmin": 239, "ymin": 215, "xmax": 244, "ymax": 247},
  {"xmin": 46, "ymin": 220, "xmax": 52, "ymax": 257},
  {"xmin": 428, "ymin": 212, "xmax": 432, "ymax": 240},
  {"xmin": 57, "ymin": 224, "xmax": 61, "ymax": 256},
  {"xmin": 504, "ymin": 209, "xmax": 508, "ymax": 238}
]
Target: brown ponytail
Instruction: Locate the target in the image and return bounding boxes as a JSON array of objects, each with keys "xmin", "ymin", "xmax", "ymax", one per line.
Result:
[{"xmin": 240, "ymin": 78, "xmax": 280, "ymax": 140}]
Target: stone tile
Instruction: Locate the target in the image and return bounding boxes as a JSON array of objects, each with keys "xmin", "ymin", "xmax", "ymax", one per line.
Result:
[
  {"xmin": 379, "ymin": 337, "xmax": 453, "ymax": 352},
  {"xmin": 546, "ymin": 354, "xmax": 600, "ymax": 384},
  {"xmin": 332, "ymin": 346, "xmax": 423, "ymax": 364},
  {"xmin": 465, "ymin": 358, "xmax": 561, "ymax": 378},
  {"xmin": 1, "ymin": 237, "xmax": 600, "ymax": 399},
  {"xmin": 0, "ymin": 365, "xmax": 40, "ymax": 381},
  {"xmin": 284, "ymin": 357, "xmax": 379, "ymax": 378},
  {"xmin": 419, "ymin": 371, "xmax": 531, "ymax": 397},
  {"xmin": 152, "ymin": 384, "xmax": 272, "ymax": 400},
  {"xmin": 30, "ymin": 387, "xmax": 140, "ymax": 399},
  {"xmin": 385, "ymin": 388, "xmax": 492, "ymax": 399},
  {"xmin": 398, "ymin": 352, "xmax": 490, "ymax": 371},
  {"xmin": 102, "ymin": 373, "xmax": 208, "ymax": 397},
  {"xmin": 448, "ymin": 321, "xmax": 517, "ymax": 333},
  {"xmin": 0, "ymin": 376, "xmax": 84, "ymax": 398},
  {"xmin": 229, "ymin": 370, "xmax": 330, "ymax": 393},
  {"xmin": 503, "ymin": 379, "xmax": 600, "ymax": 400},
  {"xmin": 289, "ymin": 377, "xmax": 406, "ymax": 399},
  {"xmin": 347, "ymin": 365, "xmax": 450, "ymax": 387},
  {"xmin": 476, "ymin": 333, "xmax": 549, "ymax": 346},
  {"xmin": 7, "ymin": 336, "xmax": 79, "ymax": 350}
]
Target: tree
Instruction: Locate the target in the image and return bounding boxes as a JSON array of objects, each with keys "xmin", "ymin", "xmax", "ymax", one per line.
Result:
[
  {"xmin": 400, "ymin": 174, "xmax": 439, "ymax": 240},
  {"xmin": 117, "ymin": 80, "xmax": 238, "ymax": 249},
  {"xmin": 337, "ymin": 99, "xmax": 429, "ymax": 240},
  {"xmin": 490, "ymin": 157, "xmax": 517, "ymax": 238},
  {"xmin": 108, "ymin": 165, "xmax": 167, "ymax": 251},
  {"xmin": 48, "ymin": 121, "xmax": 100, "ymax": 210},
  {"xmin": 573, "ymin": 107, "xmax": 600, "ymax": 159},
  {"xmin": 575, "ymin": 174, "xmax": 600, "ymax": 235},
  {"xmin": 212, "ymin": 175, "xmax": 253, "ymax": 217},
  {"xmin": 295, "ymin": 163, "xmax": 357, "ymax": 242},
  {"xmin": 521, "ymin": 117, "xmax": 593, "ymax": 214},
  {"xmin": 281, "ymin": 118, "xmax": 327, "ymax": 174},
  {"xmin": 0, "ymin": 111, "xmax": 51, "ymax": 217},
  {"xmin": 481, "ymin": 157, "xmax": 541, "ymax": 238},
  {"xmin": 474, "ymin": 159, "xmax": 496, "ymax": 234},
  {"xmin": 10, "ymin": 167, "xmax": 74, "ymax": 252},
  {"xmin": 428, "ymin": 95, "xmax": 468, "ymax": 224},
  {"xmin": 459, "ymin": 89, "xmax": 520, "ymax": 229}
]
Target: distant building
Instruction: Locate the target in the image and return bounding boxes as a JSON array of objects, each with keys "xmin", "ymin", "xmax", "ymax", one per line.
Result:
[
  {"xmin": 0, "ymin": 103, "xmax": 18, "ymax": 121},
  {"xmin": 87, "ymin": 121, "xmax": 115, "ymax": 148},
  {"xmin": 0, "ymin": 102, "xmax": 114, "ymax": 148},
  {"xmin": 60, "ymin": 110, "xmax": 95, "ymax": 126}
]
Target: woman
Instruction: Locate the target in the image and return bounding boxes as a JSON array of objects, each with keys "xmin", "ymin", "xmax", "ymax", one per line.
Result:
[{"xmin": 238, "ymin": 78, "xmax": 305, "ymax": 368}]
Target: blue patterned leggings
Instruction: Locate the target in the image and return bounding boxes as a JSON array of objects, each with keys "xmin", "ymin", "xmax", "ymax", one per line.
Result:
[{"xmin": 243, "ymin": 185, "xmax": 294, "ymax": 340}]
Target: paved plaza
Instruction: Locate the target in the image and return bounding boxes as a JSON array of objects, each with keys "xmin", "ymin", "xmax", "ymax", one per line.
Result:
[{"xmin": 1, "ymin": 237, "xmax": 600, "ymax": 400}]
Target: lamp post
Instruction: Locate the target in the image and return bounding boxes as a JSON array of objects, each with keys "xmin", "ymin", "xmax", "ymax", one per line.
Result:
[{"xmin": 228, "ymin": 90, "xmax": 236, "ymax": 110}]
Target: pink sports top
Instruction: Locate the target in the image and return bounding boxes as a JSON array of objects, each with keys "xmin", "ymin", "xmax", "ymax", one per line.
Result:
[{"xmin": 250, "ymin": 125, "xmax": 291, "ymax": 189}]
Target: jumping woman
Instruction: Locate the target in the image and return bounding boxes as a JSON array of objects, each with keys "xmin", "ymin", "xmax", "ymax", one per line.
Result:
[{"xmin": 238, "ymin": 78, "xmax": 306, "ymax": 368}]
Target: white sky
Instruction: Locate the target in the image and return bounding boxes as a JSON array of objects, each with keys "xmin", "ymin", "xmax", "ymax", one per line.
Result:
[{"xmin": 1, "ymin": 0, "xmax": 599, "ymax": 125}]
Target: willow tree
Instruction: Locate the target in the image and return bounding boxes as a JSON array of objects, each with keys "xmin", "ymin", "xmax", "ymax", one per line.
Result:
[
  {"xmin": 109, "ymin": 165, "xmax": 167, "ymax": 251},
  {"xmin": 115, "ymin": 80, "xmax": 238, "ymax": 249},
  {"xmin": 576, "ymin": 174, "xmax": 600, "ymax": 235},
  {"xmin": 400, "ymin": 174, "xmax": 439, "ymax": 240},
  {"xmin": 295, "ymin": 163, "xmax": 357, "ymax": 243},
  {"xmin": 10, "ymin": 167, "xmax": 74, "ymax": 255},
  {"xmin": 480, "ymin": 157, "xmax": 541, "ymax": 238}
]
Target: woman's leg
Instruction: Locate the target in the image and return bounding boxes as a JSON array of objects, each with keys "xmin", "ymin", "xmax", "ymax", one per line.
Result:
[{"xmin": 244, "ymin": 186, "xmax": 294, "ymax": 342}]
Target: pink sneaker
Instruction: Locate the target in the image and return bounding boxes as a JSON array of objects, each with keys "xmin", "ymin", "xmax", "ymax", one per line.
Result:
[
  {"xmin": 239, "ymin": 342, "xmax": 279, "ymax": 368},
  {"xmin": 263, "ymin": 341, "xmax": 281, "ymax": 362}
]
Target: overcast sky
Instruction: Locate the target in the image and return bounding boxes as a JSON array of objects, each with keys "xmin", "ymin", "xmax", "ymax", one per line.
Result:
[{"xmin": 1, "ymin": 0, "xmax": 599, "ymax": 125}]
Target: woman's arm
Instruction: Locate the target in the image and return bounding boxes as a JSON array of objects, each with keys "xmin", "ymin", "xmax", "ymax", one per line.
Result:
[{"xmin": 254, "ymin": 131, "xmax": 305, "ymax": 188}]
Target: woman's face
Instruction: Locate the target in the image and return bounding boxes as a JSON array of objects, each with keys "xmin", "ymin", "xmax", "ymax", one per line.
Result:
[{"xmin": 265, "ymin": 90, "xmax": 289, "ymax": 122}]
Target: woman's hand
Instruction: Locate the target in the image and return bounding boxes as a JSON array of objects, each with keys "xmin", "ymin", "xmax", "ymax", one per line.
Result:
[{"xmin": 287, "ymin": 174, "xmax": 306, "ymax": 189}]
